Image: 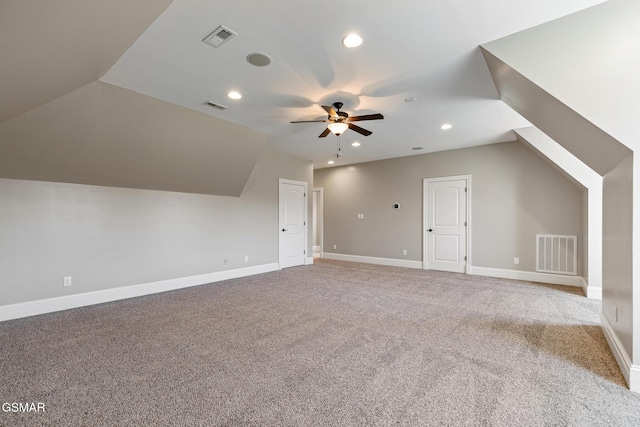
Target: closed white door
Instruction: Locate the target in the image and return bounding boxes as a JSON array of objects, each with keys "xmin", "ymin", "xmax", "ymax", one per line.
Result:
[
  {"xmin": 424, "ymin": 177, "xmax": 468, "ymax": 273},
  {"xmin": 279, "ymin": 179, "xmax": 307, "ymax": 269}
]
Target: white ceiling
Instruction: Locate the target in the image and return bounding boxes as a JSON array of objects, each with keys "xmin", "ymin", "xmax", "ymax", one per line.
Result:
[{"xmin": 101, "ymin": 0, "xmax": 606, "ymax": 169}]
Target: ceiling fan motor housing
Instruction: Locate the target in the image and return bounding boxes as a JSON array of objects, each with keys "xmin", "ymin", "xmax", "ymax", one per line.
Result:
[{"xmin": 331, "ymin": 102, "xmax": 348, "ymax": 119}]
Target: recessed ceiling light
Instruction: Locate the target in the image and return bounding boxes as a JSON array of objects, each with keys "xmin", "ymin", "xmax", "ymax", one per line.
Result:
[
  {"xmin": 412, "ymin": 147, "xmax": 424, "ymax": 151},
  {"xmin": 227, "ymin": 91, "xmax": 242, "ymax": 100},
  {"xmin": 352, "ymin": 142, "xmax": 361, "ymax": 147},
  {"xmin": 441, "ymin": 123, "xmax": 452, "ymax": 130},
  {"xmin": 342, "ymin": 33, "xmax": 363, "ymax": 48},
  {"xmin": 405, "ymin": 96, "xmax": 419, "ymax": 103},
  {"xmin": 328, "ymin": 160, "xmax": 335, "ymax": 165}
]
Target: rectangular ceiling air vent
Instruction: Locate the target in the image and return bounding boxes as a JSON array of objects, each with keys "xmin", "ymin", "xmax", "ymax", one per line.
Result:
[
  {"xmin": 203, "ymin": 25, "xmax": 237, "ymax": 48},
  {"xmin": 203, "ymin": 101, "xmax": 228, "ymax": 111}
]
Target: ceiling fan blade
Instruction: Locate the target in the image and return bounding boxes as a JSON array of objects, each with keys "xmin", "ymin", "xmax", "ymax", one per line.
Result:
[
  {"xmin": 348, "ymin": 113, "xmax": 384, "ymax": 122},
  {"xmin": 290, "ymin": 120, "xmax": 329, "ymax": 123},
  {"xmin": 348, "ymin": 123, "xmax": 372, "ymax": 136},
  {"xmin": 322, "ymin": 105, "xmax": 338, "ymax": 118},
  {"xmin": 318, "ymin": 128, "xmax": 331, "ymax": 138}
]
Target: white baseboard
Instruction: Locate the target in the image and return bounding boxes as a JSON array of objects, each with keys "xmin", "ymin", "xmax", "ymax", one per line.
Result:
[
  {"xmin": 305, "ymin": 257, "xmax": 314, "ymax": 265},
  {"xmin": 631, "ymin": 366, "xmax": 640, "ymax": 394},
  {"xmin": 0, "ymin": 263, "xmax": 279, "ymax": 323},
  {"xmin": 322, "ymin": 253, "xmax": 422, "ymax": 269},
  {"xmin": 581, "ymin": 277, "xmax": 602, "ymax": 300},
  {"xmin": 601, "ymin": 312, "xmax": 640, "ymax": 392},
  {"xmin": 467, "ymin": 265, "xmax": 584, "ymax": 287}
]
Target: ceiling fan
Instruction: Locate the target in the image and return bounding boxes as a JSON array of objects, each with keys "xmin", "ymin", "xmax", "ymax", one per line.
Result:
[{"xmin": 290, "ymin": 102, "xmax": 384, "ymax": 138}]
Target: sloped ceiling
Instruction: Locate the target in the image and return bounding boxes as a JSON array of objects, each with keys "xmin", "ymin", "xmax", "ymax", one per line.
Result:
[
  {"xmin": 0, "ymin": 0, "xmax": 268, "ymax": 196},
  {"xmin": 481, "ymin": 0, "xmax": 639, "ymax": 175},
  {"xmin": 481, "ymin": 48, "xmax": 630, "ymax": 176},
  {"xmin": 1, "ymin": 0, "xmax": 614, "ymax": 194},
  {"xmin": 0, "ymin": 81, "xmax": 267, "ymax": 195},
  {"xmin": 514, "ymin": 126, "xmax": 597, "ymax": 190},
  {"xmin": 0, "ymin": 0, "xmax": 173, "ymax": 124}
]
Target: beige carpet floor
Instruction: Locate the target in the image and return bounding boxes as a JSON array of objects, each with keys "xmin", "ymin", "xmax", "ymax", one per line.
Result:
[{"xmin": 1, "ymin": 259, "xmax": 640, "ymax": 426}]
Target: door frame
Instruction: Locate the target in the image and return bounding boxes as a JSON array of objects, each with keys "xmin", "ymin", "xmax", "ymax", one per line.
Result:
[
  {"xmin": 279, "ymin": 178, "xmax": 308, "ymax": 269},
  {"xmin": 312, "ymin": 187, "xmax": 324, "ymax": 258},
  {"xmin": 422, "ymin": 175, "xmax": 472, "ymax": 272}
]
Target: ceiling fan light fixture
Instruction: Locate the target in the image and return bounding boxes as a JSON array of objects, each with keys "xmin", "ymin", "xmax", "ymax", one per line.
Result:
[
  {"xmin": 342, "ymin": 33, "xmax": 363, "ymax": 48},
  {"xmin": 328, "ymin": 122, "xmax": 349, "ymax": 135}
]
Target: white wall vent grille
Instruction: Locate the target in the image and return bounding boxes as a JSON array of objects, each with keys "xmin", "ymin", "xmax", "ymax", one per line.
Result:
[
  {"xmin": 203, "ymin": 25, "xmax": 237, "ymax": 48},
  {"xmin": 536, "ymin": 234, "xmax": 577, "ymax": 275}
]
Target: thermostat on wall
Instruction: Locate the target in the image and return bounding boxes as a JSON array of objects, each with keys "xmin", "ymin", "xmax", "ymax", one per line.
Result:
[{"xmin": 393, "ymin": 203, "xmax": 400, "ymax": 209}]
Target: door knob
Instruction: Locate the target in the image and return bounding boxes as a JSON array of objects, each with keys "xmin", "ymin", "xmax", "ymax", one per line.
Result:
[
  {"xmin": 282, "ymin": 228, "xmax": 288, "ymax": 232},
  {"xmin": 427, "ymin": 229, "xmax": 433, "ymax": 232}
]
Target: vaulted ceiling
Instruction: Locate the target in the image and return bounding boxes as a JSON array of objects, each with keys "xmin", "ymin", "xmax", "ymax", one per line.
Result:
[{"xmin": 0, "ymin": 0, "xmax": 608, "ymax": 194}]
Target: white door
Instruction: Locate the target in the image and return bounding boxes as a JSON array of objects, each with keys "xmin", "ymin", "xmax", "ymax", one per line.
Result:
[
  {"xmin": 424, "ymin": 177, "xmax": 469, "ymax": 273},
  {"xmin": 279, "ymin": 179, "xmax": 307, "ymax": 269}
]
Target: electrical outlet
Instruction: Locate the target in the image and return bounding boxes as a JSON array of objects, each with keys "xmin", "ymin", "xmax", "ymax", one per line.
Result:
[
  {"xmin": 514, "ymin": 257, "xmax": 520, "ymax": 265},
  {"xmin": 357, "ymin": 213, "xmax": 364, "ymax": 219},
  {"xmin": 244, "ymin": 255, "xmax": 249, "ymax": 263},
  {"xmin": 333, "ymin": 245, "xmax": 337, "ymax": 250},
  {"xmin": 63, "ymin": 276, "xmax": 72, "ymax": 287},
  {"xmin": 402, "ymin": 249, "xmax": 407, "ymax": 256}
]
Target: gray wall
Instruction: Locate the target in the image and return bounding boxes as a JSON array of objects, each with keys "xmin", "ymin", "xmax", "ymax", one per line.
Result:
[
  {"xmin": 0, "ymin": 82, "xmax": 268, "ymax": 197},
  {"xmin": 0, "ymin": 149, "xmax": 312, "ymax": 306},
  {"xmin": 314, "ymin": 141, "xmax": 584, "ymax": 273},
  {"xmin": 602, "ymin": 153, "xmax": 634, "ymax": 358}
]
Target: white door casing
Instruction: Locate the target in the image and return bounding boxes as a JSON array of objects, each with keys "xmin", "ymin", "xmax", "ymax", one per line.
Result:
[
  {"xmin": 312, "ymin": 188, "xmax": 323, "ymax": 258},
  {"xmin": 423, "ymin": 176, "xmax": 470, "ymax": 273},
  {"xmin": 279, "ymin": 179, "xmax": 307, "ymax": 269}
]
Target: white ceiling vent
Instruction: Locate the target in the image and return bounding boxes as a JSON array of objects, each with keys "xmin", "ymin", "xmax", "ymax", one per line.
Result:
[
  {"xmin": 203, "ymin": 101, "xmax": 228, "ymax": 111},
  {"xmin": 203, "ymin": 25, "xmax": 237, "ymax": 48}
]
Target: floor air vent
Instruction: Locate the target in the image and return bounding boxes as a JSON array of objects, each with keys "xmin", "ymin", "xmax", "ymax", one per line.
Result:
[{"xmin": 536, "ymin": 234, "xmax": 577, "ymax": 275}]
